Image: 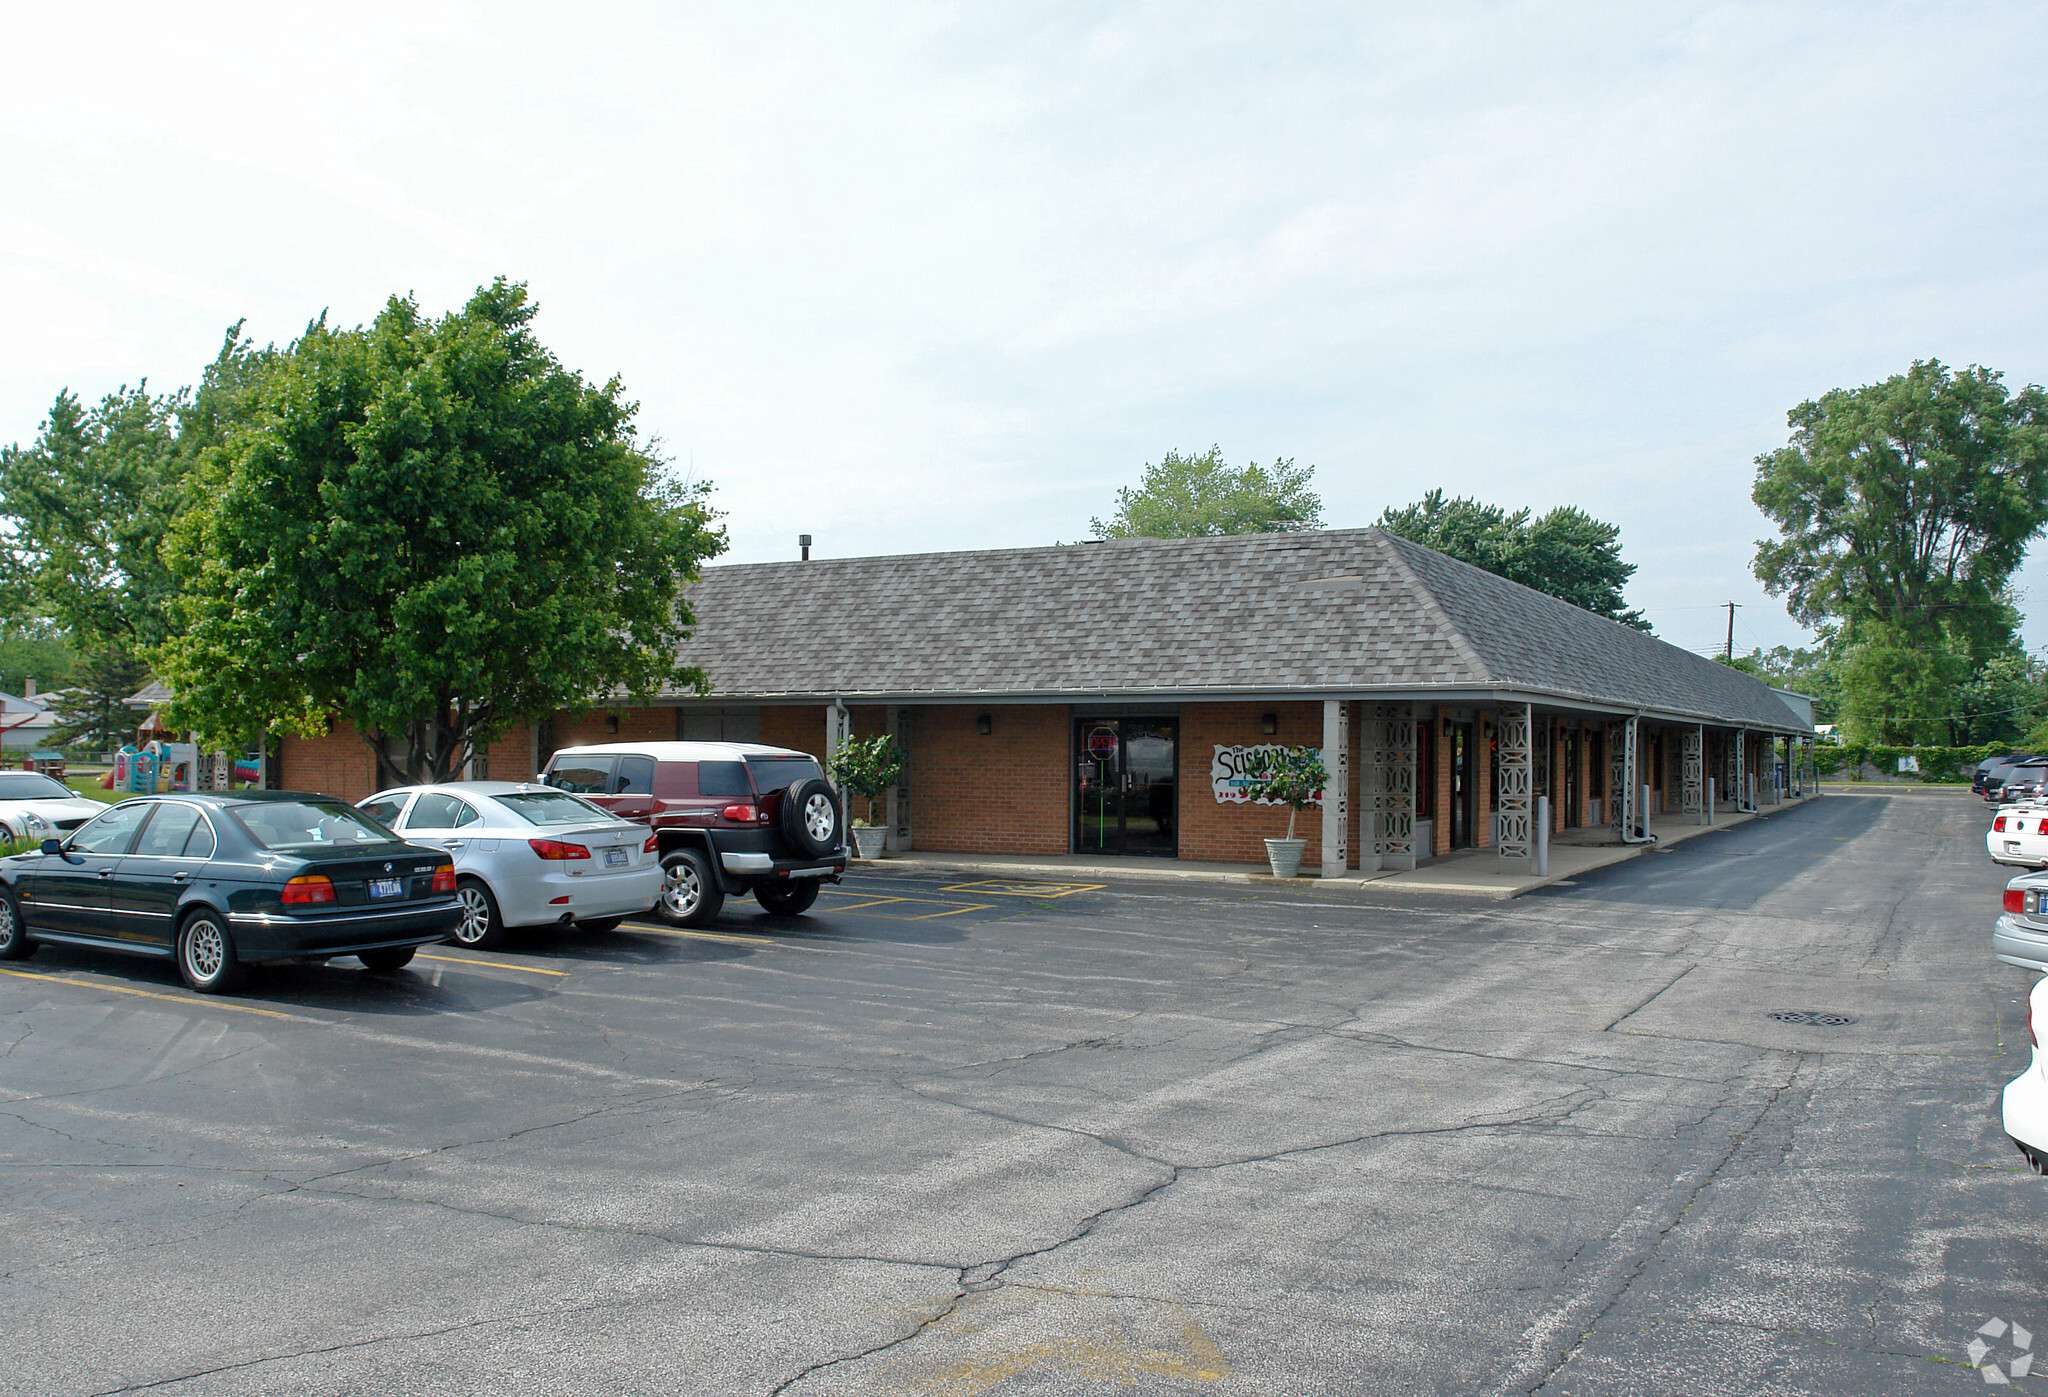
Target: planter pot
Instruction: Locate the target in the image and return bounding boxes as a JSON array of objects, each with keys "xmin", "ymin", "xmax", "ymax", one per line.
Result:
[
  {"xmin": 852, "ymin": 826, "xmax": 887, "ymax": 859},
  {"xmin": 1263, "ymin": 837, "xmax": 1307, "ymax": 879}
]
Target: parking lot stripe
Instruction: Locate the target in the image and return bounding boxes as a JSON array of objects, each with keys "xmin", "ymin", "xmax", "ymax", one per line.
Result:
[
  {"xmin": 417, "ymin": 954, "xmax": 569, "ymax": 977},
  {"xmin": 625, "ymin": 925, "xmax": 818, "ymax": 948},
  {"xmin": 899, "ymin": 902, "xmax": 998, "ymax": 920},
  {"xmin": 938, "ymin": 880, "xmax": 1106, "ymax": 898},
  {"xmin": 0, "ymin": 966, "xmax": 295, "ymax": 1018}
]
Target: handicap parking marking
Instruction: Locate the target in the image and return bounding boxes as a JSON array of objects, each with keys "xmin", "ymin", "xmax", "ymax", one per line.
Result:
[
  {"xmin": 417, "ymin": 953, "xmax": 569, "ymax": 978},
  {"xmin": 0, "ymin": 965, "xmax": 298, "ymax": 1019},
  {"xmin": 936, "ymin": 879, "xmax": 1106, "ymax": 899}
]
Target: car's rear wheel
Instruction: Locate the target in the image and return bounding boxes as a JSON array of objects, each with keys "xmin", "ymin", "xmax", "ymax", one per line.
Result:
[
  {"xmin": 176, "ymin": 911, "xmax": 248, "ymax": 993},
  {"xmin": 575, "ymin": 917, "xmax": 624, "ymax": 934},
  {"xmin": 452, "ymin": 879, "xmax": 509, "ymax": 949},
  {"xmin": 656, "ymin": 849, "xmax": 723, "ymax": 927},
  {"xmin": 780, "ymin": 777, "xmax": 842, "ymax": 858},
  {"xmin": 359, "ymin": 947, "xmax": 416, "ymax": 973},
  {"xmin": 755, "ymin": 882, "xmax": 820, "ymax": 916},
  {"xmin": 0, "ymin": 889, "xmax": 33, "ymax": 961}
]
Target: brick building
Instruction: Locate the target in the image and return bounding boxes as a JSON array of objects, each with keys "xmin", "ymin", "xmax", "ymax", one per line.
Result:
[{"xmin": 278, "ymin": 529, "xmax": 1814, "ymax": 874}]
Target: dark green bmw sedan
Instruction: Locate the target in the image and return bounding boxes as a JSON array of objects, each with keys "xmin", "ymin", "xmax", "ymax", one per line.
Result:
[{"xmin": 0, "ymin": 790, "xmax": 461, "ymax": 993}]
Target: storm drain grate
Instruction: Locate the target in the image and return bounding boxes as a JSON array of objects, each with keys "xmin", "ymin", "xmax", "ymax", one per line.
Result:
[{"xmin": 1768, "ymin": 1010, "xmax": 1857, "ymax": 1027}]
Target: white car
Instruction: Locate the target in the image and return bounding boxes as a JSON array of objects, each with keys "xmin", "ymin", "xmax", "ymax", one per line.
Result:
[
  {"xmin": 1990, "ymin": 804, "xmax": 2048, "ymax": 870},
  {"xmin": 358, "ymin": 782, "xmax": 661, "ymax": 949},
  {"xmin": 2005, "ymin": 972, "xmax": 2048, "ymax": 1174},
  {"xmin": 0, "ymin": 770, "xmax": 116, "ymax": 841}
]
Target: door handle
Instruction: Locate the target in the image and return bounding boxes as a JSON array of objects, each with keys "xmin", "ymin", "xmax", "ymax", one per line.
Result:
[
  {"xmin": 171, "ymin": 872, "xmax": 190, "ymax": 884},
  {"xmin": 444, "ymin": 841, "xmax": 465, "ymax": 849},
  {"xmin": 96, "ymin": 868, "xmax": 114, "ymax": 878}
]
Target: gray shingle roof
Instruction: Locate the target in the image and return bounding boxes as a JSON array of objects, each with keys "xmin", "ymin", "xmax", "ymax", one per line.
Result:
[{"xmin": 673, "ymin": 529, "xmax": 1807, "ymax": 732}]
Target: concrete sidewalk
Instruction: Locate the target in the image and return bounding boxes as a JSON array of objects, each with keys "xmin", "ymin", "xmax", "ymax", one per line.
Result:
[{"xmin": 853, "ymin": 794, "xmax": 1822, "ymax": 900}]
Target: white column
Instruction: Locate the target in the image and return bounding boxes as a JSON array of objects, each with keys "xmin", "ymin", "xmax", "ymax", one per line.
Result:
[{"xmin": 1320, "ymin": 700, "xmax": 1349, "ymax": 879}]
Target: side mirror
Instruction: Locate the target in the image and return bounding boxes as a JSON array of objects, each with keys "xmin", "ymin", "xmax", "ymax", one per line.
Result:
[{"xmin": 39, "ymin": 838, "xmax": 62, "ymax": 856}]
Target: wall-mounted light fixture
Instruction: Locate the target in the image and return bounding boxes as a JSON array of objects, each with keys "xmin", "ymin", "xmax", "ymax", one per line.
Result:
[
  {"xmin": 976, "ymin": 713, "xmax": 993, "ymax": 735},
  {"xmin": 605, "ymin": 714, "xmax": 620, "ymax": 735},
  {"xmin": 1260, "ymin": 712, "xmax": 1278, "ymax": 735}
]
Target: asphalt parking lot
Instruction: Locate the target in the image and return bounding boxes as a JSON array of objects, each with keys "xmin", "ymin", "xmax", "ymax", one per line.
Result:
[{"xmin": 1, "ymin": 792, "xmax": 2039, "ymax": 1395}]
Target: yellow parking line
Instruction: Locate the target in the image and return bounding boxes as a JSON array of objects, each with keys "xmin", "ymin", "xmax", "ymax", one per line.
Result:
[
  {"xmin": 0, "ymin": 966, "xmax": 293, "ymax": 1018},
  {"xmin": 417, "ymin": 954, "xmax": 569, "ymax": 978},
  {"xmin": 812, "ymin": 897, "xmax": 907, "ymax": 912},
  {"xmin": 901, "ymin": 902, "xmax": 998, "ymax": 920},
  {"xmin": 625, "ymin": 925, "xmax": 793, "ymax": 947},
  {"xmin": 939, "ymin": 880, "xmax": 1105, "ymax": 898}
]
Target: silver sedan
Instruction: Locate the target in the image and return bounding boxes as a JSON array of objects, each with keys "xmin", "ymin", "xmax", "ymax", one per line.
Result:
[{"xmin": 358, "ymin": 782, "xmax": 661, "ymax": 949}]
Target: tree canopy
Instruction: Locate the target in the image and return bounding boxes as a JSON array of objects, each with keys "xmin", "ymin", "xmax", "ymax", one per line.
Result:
[
  {"xmin": 155, "ymin": 279, "xmax": 726, "ymax": 787},
  {"xmin": 1376, "ymin": 490, "xmax": 1649, "ymax": 630},
  {"xmin": 1751, "ymin": 360, "xmax": 2048, "ymax": 742},
  {"xmin": 0, "ymin": 328, "xmax": 268, "ymax": 650},
  {"xmin": 1091, "ymin": 447, "xmax": 1322, "ymax": 538}
]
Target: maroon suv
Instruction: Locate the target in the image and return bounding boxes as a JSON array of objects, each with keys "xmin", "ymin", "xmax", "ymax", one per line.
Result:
[{"xmin": 541, "ymin": 742, "xmax": 846, "ymax": 926}]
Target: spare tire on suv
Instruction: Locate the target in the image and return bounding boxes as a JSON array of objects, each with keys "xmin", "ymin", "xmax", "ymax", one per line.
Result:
[{"xmin": 779, "ymin": 777, "xmax": 842, "ymax": 858}]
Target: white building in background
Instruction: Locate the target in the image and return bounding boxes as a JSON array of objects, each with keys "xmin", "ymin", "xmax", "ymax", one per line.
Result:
[{"xmin": 0, "ymin": 689, "xmax": 59, "ymax": 751}]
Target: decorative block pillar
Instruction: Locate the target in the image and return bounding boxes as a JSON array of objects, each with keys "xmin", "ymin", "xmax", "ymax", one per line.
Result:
[
  {"xmin": 1369, "ymin": 703, "xmax": 1418, "ymax": 872},
  {"xmin": 1682, "ymin": 725, "xmax": 1703, "ymax": 821},
  {"xmin": 1609, "ymin": 716, "xmax": 1638, "ymax": 839},
  {"xmin": 1496, "ymin": 703, "xmax": 1534, "ymax": 867},
  {"xmin": 886, "ymin": 706, "xmax": 913, "ymax": 852},
  {"xmin": 1321, "ymin": 699, "xmax": 1349, "ymax": 879}
]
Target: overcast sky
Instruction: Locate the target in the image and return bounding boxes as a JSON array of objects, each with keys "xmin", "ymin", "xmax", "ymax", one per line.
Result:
[{"xmin": 4, "ymin": 1, "xmax": 2044, "ymax": 659}]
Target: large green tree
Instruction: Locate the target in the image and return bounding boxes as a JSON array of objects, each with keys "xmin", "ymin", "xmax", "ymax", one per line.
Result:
[
  {"xmin": 1377, "ymin": 490, "xmax": 1650, "ymax": 630},
  {"xmin": 48, "ymin": 647, "xmax": 153, "ymax": 754},
  {"xmin": 0, "ymin": 327, "xmax": 268, "ymax": 649},
  {"xmin": 1751, "ymin": 359, "xmax": 2048, "ymax": 742},
  {"xmin": 1091, "ymin": 447, "xmax": 1322, "ymax": 538},
  {"xmin": 157, "ymin": 279, "xmax": 726, "ymax": 788}
]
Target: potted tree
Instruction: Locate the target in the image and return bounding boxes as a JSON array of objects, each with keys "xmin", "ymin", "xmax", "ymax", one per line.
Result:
[
  {"xmin": 828, "ymin": 733, "xmax": 904, "ymax": 859},
  {"xmin": 1241, "ymin": 744, "xmax": 1327, "ymax": 879}
]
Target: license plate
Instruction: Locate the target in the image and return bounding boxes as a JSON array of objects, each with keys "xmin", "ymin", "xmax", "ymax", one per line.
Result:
[
  {"xmin": 367, "ymin": 878, "xmax": 404, "ymax": 899},
  {"xmin": 604, "ymin": 847, "xmax": 628, "ymax": 868},
  {"xmin": 2009, "ymin": 842, "xmax": 2024, "ymax": 854}
]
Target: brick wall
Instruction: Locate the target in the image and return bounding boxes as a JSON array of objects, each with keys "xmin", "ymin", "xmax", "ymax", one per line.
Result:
[
  {"xmin": 907, "ymin": 705, "xmax": 1070, "ymax": 855},
  {"xmin": 759, "ymin": 706, "xmax": 825, "ymax": 757},
  {"xmin": 279, "ymin": 723, "xmax": 376, "ymax": 801},
  {"xmin": 1179, "ymin": 702, "xmax": 1344, "ymax": 865}
]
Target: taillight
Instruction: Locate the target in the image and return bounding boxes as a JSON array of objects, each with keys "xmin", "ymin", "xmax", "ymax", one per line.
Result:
[
  {"xmin": 721, "ymin": 804, "xmax": 758, "ymax": 823},
  {"xmin": 529, "ymin": 838, "xmax": 592, "ymax": 860},
  {"xmin": 643, "ymin": 832, "xmax": 659, "ymax": 853},
  {"xmin": 282, "ymin": 874, "xmax": 335, "ymax": 905},
  {"xmin": 431, "ymin": 863, "xmax": 456, "ymax": 893},
  {"xmin": 2037, "ymin": 820, "xmax": 2048, "ymax": 835},
  {"xmin": 2007, "ymin": 888, "xmax": 2028, "ymax": 914},
  {"xmin": 1997, "ymin": 816, "xmax": 2008, "ymax": 832}
]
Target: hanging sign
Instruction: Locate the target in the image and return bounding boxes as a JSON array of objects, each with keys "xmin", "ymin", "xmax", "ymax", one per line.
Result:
[
  {"xmin": 1085, "ymin": 726, "xmax": 1119, "ymax": 760},
  {"xmin": 1211, "ymin": 744, "xmax": 1323, "ymax": 806}
]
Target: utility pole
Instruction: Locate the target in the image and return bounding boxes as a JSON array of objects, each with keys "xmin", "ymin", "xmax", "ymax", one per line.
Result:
[{"xmin": 1724, "ymin": 602, "xmax": 1740, "ymax": 661}]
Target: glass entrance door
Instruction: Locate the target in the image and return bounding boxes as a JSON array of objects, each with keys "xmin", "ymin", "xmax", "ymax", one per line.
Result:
[
  {"xmin": 1447, "ymin": 721, "xmax": 1476, "ymax": 849},
  {"xmin": 1074, "ymin": 718, "xmax": 1178, "ymax": 856}
]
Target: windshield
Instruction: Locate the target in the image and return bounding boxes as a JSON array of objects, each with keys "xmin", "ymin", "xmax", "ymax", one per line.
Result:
[
  {"xmin": 747, "ymin": 757, "xmax": 823, "ymax": 792},
  {"xmin": 0, "ymin": 773, "xmax": 73, "ymax": 801},
  {"xmin": 230, "ymin": 800, "xmax": 401, "ymax": 850},
  {"xmin": 493, "ymin": 790, "xmax": 624, "ymax": 827}
]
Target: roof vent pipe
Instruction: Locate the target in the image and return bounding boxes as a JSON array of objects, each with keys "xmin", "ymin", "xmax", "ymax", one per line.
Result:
[{"xmin": 799, "ymin": 534, "xmax": 812, "ymax": 561}]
